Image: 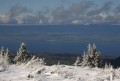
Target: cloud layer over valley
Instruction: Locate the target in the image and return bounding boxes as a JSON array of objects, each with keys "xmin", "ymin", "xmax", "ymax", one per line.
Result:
[{"xmin": 0, "ymin": 1, "xmax": 120, "ymax": 24}]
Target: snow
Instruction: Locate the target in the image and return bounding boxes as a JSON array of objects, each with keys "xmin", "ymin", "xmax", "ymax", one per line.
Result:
[{"xmin": 0, "ymin": 63, "xmax": 120, "ymax": 81}]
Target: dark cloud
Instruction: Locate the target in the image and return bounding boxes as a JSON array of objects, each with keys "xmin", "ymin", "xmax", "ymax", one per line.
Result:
[
  {"xmin": 50, "ymin": 1, "xmax": 95, "ymax": 24},
  {"xmin": 9, "ymin": 4, "xmax": 30, "ymax": 17},
  {"xmin": 115, "ymin": 5, "xmax": 120, "ymax": 13},
  {"xmin": 68, "ymin": 1, "xmax": 94, "ymax": 15},
  {"xmin": 51, "ymin": 6, "xmax": 70, "ymax": 24},
  {"xmin": 86, "ymin": 2, "xmax": 113, "ymax": 24},
  {"xmin": 88, "ymin": 2, "xmax": 112, "ymax": 16},
  {"xmin": 100, "ymin": 1, "xmax": 113, "ymax": 12}
]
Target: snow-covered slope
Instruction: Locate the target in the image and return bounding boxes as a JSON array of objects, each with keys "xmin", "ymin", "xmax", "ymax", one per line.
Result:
[{"xmin": 0, "ymin": 63, "xmax": 120, "ymax": 81}]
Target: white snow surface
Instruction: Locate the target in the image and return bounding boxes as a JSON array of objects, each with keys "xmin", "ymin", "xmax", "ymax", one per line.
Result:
[{"xmin": 0, "ymin": 63, "xmax": 120, "ymax": 81}]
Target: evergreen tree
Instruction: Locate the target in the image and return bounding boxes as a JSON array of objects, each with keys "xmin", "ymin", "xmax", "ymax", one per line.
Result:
[
  {"xmin": 14, "ymin": 43, "xmax": 32, "ymax": 63},
  {"xmin": 74, "ymin": 56, "xmax": 81, "ymax": 66},
  {"xmin": 81, "ymin": 43, "xmax": 101, "ymax": 68}
]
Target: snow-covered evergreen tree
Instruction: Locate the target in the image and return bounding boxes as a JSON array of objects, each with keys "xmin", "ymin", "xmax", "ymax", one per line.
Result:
[
  {"xmin": 81, "ymin": 43, "xmax": 101, "ymax": 68},
  {"xmin": 74, "ymin": 56, "xmax": 81, "ymax": 66},
  {"xmin": 81, "ymin": 51, "xmax": 89, "ymax": 67},
  {"xmin": 14, "ymin": 43, "xmax": 32, "ymax": 63}
]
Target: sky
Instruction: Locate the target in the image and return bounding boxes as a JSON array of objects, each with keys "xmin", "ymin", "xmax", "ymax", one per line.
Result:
[{"xmin": 0, "ymin": 0, "xmax": 120, "ymax": 24}]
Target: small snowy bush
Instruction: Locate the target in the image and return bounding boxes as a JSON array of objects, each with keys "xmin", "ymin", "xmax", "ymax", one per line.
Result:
[
  {"xmin": 0, "ymin": 47, "xmax": 9, "ymax": 71},
  {"xmin": 26, "ymin": 56, "xmax": 46, "ymax": 68}
]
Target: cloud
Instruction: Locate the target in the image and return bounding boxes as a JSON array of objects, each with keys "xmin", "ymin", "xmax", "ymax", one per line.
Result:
[
  {"xmin": 0, "ymin": 1, "xmax": 120, "ymax": 24},
  {"xmin": 0, "ymin": 14, "xmax": 9, "ymax": 24},
  {"xmin": 68, "ymin": 1, "xmax": 94, "ymax": 15},
  {"xmin": 115, "ymin": 5, "xmax": 120, "ymax": 13},
  {"xmin": 85, "ymin": 2, "xmax": 114, "ymax": 24},
  {"xmin": 21, "ymin": 13, "xmax": 39, "ymax": 24},
  {"xmin": 100, "ymin": 1, "xmax": 113, "ymax": 12},
  {"xmin": 9, "ymin": 4, "xmax": 30, "ymax": 18},
  {"xmin": 0, "ymin": 4, "xmax": 32, "ymax": 24},
  {"xmin": 50, "ymin": 6, "xmax": 70, "ymax": 24},
  {"xmin": 50, "ymin": 1, "xmax": 95, "ymax": 24},
  {"xmin": 88, "ymin": 2, "xmax": 112, "ymax": 16}
]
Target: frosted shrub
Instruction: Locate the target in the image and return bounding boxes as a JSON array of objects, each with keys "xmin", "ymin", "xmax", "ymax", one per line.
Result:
[
  {"xmin": 27, "ymin": 56, "xmax": 46, "ymax": 68},
  {"xmin": 51, "ymin": 62, "xmax": 65, "ymax": 75},
  {"xmin": 91, "ymin": 65, "xmax": 118, "ymax": 81},
  {"xmin": 0, "ymin": 47, "xmax": 9, "ymax": 71},
  {"xmin": 104, "ymin": 63, "xmax": 112, "ymax": 70}
]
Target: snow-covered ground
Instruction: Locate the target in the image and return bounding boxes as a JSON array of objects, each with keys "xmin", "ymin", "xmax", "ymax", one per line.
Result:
[{"xmin": 0, "ymin": 63, "xmax": 120, "ymax": 81}]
